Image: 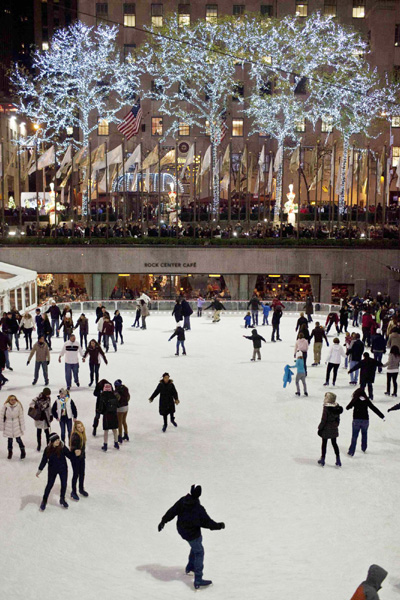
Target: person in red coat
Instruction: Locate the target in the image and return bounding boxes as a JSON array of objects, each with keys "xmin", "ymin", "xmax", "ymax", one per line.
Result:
[
  {"xmin": 101, "ymin": 317, "xmax": 117, "ymax": 352},
  {"xmin": 350, "ymin": 564, "xmax": 387, "ymax": 600},
  {"xmin": 325, "ymin": 312, "xmax": 339, "ymax": 335},
  {"xmin": 361, "ymin": 311, "xmax": 374, "ymax": 347}
]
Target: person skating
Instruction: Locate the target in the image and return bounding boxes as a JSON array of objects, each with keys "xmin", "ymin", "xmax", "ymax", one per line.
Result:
[
  {"xmin": 69, "ymin": 420, "xmax": 89, "ymax": 501},
  {"xmin": 339, "ymin": 302, "xmax": 350, "ymax": 333},
  {"xmin": 346, "ymin": 387, "xmax": 384, "ymax": 456},
  {"xmin": 324, "ymin": 337, "xmax": 346, "ymax": 386},
  {"xmin": 361, "ymin": 310, "xmax": 374, "ymax": 347},
  {"xmin": 325, "ymin": 311, "xmax": 339, "ymax": 335},
  {"xmin": 29, "ymin": 388, "xmax": 52, "ymax": 451},
  {"xmin": 102, "ymin": 316, "xmax": 117, "ymax": 352},
  {"xmin": 382, "ymin": 345, "xmax": 400, "ymax": 397},
  {"xmin": 113, "ymin": 310, "xmax": 124, "ymax": 344},
  {"xmin": 52, "ymin": 388, "xmax": 78, "ymax": 443},
  {"xmin": 35, "ymin": 308, "xmax": 44, "ymax": 339},
  {"xmin": 169, "ymin": 326, "xmax": 186, "ymax": 356},
  {"xmin": 181, "ymin": 298, "xmax": 193, "ymax": 330},
  {"xmin": 96, "ymin": 382, "xmax": 120, "ymax": 451},
  {"xmin": 74, "ymin": 313, "xmax": 89, "ymax": 350},
  {"xmin": 294, "ymin": 332, "xmax": 309, "ymax": 375},
  {"xmin": 36, "ymin": 432, "xmax": 73, "ymax": 511},
  {"xmin": 45, "ymin": 300, "xmax": 61, "ymax": 337},
  {"xmin": 271, "ymin": 306, "xmax": 283, "ymax": 342},
  {"xmin": 197, "ymin": 295, "xmax": 205, "ymax": 317},
  {"xmin": 243, "ymin": 328, "xmax": 266, "ymax": 361},
  {"xmin": 60, "ymin": 312, "xmax": 74, "ymax": 342},
  {"xmin": 244, "ymin": 311, "xmax": 252, "ymax": 328},
  {"xmin": 304, "ymin": 295, "xmax": 313, "ymax": 323},
  {"xmin": 149, "ymin": 372, "xmax": 180, "ymax": 432},
  {"xmin": 157, "ymin": 485, "xmax": 225, "ymax": 590},
  {"xmin": 295, "ymin": 312, "xmax": 308, "ymax": 332},
  {"xmin": 347, "ymin": 333, "xmax": 365, "ymax": 385},
  {"xmin": 350, "ymin": 564, "xmax": 387, "ymax": 600},
  {"xmin": 83, "ymin": 339, "xmax": 107, "ymax": 386},
  {"xmin": 27, "ymin": 335, "xmax": 50, "ymax": 385},
  {"xmin": 115, "ymin": 379, "xmax": 130, "ymax": 443},
  {"xmin": 131, "ymin": 302, "xmax": 141, "ymax": 328},
  {"xmin": 42, "ymin": 313, "xmax": 53, "ymax": 350},
  {"xmin": 140, "ymin": 299, "xmax": 149, "ymax": 329},
  {"xmin": 58, "ymin": 334, "xmax": 84, "ymax": 390},
  {"xmin": 371, "ymin": 327, "xmax": 386, "ymax": 373},
  {"xmin": 0, "ymin": 329, "xmax": 12, "ymax": 372},
  {"xmin": 172, "ymin": 299, "xmax": 183, "ymax": 324},
  {"xmin": 92, "ymin": 378, "xmax": 111, "ymax": 436},
  {"xmin": 95, "ymin": 303, "xmax": 105, "ymax": 324},
  {"xmin": 289, "ymin": 351, "xmax": 308, "ymax": 396},
  {"xmin": 348, "ymin": 352, "xmax": 381, "ymax": 400},
  {"xmin": 247, "ymin": 295, "xmax": 262, "ymax": 327},
  {"xmin": 19, "ymin": 312, "xmax": 35, "ymax": 350},
  {"xmin": 309, "ymin": 322, "xmax": 329, "ymax": 366},
  {"xmin": 204, "ymin": 298, "xmax": 225, "ymax": 323},
  {"xmin": 0, "ymin": 395, "xmax": 25, "ymax": 459},
  {"xmin": 261, "ymin": 302, "xmax": 270, "ymax": 325},
  {"xmin": 317, "ymin": 392, "xmax": 343, "ymax": 467}
]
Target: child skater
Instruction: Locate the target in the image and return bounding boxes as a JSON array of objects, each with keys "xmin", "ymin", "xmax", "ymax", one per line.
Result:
[
  {"xmin": 36, "ymin": 432, "xmax": 73, "ymax": 510},
  {"xmin": 289, "ymin": 351, "xmax": 308, "ymax": 397},
  {"xmin": 0, "ymin": 395, "xmax": 26, "ymax": 459},
  {"xmin": 243, "ymin": 328, "xmax": 266, "ymax": 361},
  {"xmin": 168, "ymin": 326, "xmax": 186, "ymax": 356},
  {"xmin": 197, "ymin": 295, "xmax": 205, "ymax": 317},
  {"xmin": 244, "ymin": 312, "xmax": 252, "ymax": 329},
  {"xmin": 70, "ymin": 421, "xmax": 88, "ymax": 501},
  {"xmin": 131, "ymin": 303, "xmax": 141, "ymax": 328}
]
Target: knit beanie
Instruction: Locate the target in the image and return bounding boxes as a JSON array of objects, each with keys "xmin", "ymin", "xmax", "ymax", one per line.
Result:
[
  {"xmin": 190, "ymin": 485, "xmax": 202, "ymax": 498},
  {"xmin": 114, "ymin": 379, "xmax": 122, "ymax": 387},
  {"xmin": 42, "ymin": 387, "xmax": 51, "ymax": 396},
  {"xmin": 49, "ymin": 433, "xmax": 60, "ymax": 444}
]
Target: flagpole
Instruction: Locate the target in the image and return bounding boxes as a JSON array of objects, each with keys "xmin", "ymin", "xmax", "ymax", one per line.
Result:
[
  {"xmin": 17, "ymin": 136, "xmax": 22, "ymax": 231},
  {"xmin": 88, "ymin": 140, "xmax": 92, "ymax": 237},
  {"xmin": 246, "ymin": 146, "xmax": 249, "ymax": 227},
  {"xmin": 54, "ymin": 143, "xmax": 58, "ymax": 237},
  {"xmin": 175, "ymin": 138, "xmax": 179, "ymax": 240},
  {"xmin": 1, "ymin": 140, "xmax": 4, "ymax": 235},
  {"xmin": 330, "ymin": 144, "xmax": 335, "ymax": 236},
  {"xmin": 319, "ymin": 151, "xmax": 324, "ymax": 228},
  {"xmin": 279, "ymin": 146, "xmax": 284, "ymax": 239},
  {"xmin": 349, "ymin": 144, "xmax": 354, "ymax": 229},
  {"xmin": 228, "ymin": 139, "xmax": 232, "ymax": 234},
  {"xmin": 297, "ymin": 143, "xmax": 301, "ymax": 240},
  {"xmin": 193, "ymin": 139, "xmax": 197, "ymax": 226},
  {"xmin": 313, "ymin": 143, "xmax": 319, "ymax": 239},
  {"xmin": 263, "ymin": 145, "xmax": 266, "ymax": 228},
  {"xmin": 105, "ymin": 141, "xmax": 109, "ymax": 239},
  {"xmin": 366, "ymin": 145, "xmax": 370, "ymax": 236},
  {"xmin": 374, "ymin": 154, "xmax": 378, "ymax": 228},
  {"xmin": 35, "ymin": 139, "xmax": 39, "ymax": 229},
  {"xmin": 383, "ymin": 144, "xmax": 387, "ymax": 228},
  {"xmin": 122, "ymin": 138, "xmax": 127, "ymax": 231},
  {"xmin": 71, "ymin": 150, "xmax": 75, "ymax": 222},
  {"xmin": 140, "ymin": 142, "xmax": 144, "ymax": 234},
  {"xmin": 268, "ymin": 152, "xmax": 272, "ymax": 224},
  {"xmin": 157, "ymin": 139, "xmax": 161, "ymax": 237}
]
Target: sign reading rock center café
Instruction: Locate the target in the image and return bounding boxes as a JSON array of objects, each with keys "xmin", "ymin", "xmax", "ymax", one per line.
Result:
[{"xmin": 144, "ymin": 262, "xmax": 197, "ymax": 268}]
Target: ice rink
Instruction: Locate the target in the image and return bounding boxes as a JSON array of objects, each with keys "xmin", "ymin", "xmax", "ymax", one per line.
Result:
[{"xmin": 0, "ymin": 310, "xmax": 398, "ymax": 600}]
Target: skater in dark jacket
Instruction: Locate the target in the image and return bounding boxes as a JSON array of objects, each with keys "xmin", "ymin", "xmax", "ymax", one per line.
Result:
[
  {"xmin": 92, "ymin": 378, "xmax": 111, "ymax": 436},
  {"xmin": 131, "ymin": 303, "xmax": 141, "ymax": 328},
  {"xmin": 346, "ymin": 388, "xmax": 384, "ymax": 456},
  {"xmin": 325, "ymin": 311, "xmax": 339, "ymax": 335},
  {"xmin": 95, "ymin": 303, "xmax": 104, "ymax": 323},
  {"xmin": 204, "ymin": 299, "xmax": 225, "ymax": 323},
  {"xmin": 271, "ymin": 307, "xmax": 283, "ymax": 342},
  {"xmin": 149, "ymin": 372, "xmax": 180, "ymax": 432},
  {"xmin": 295, "ymin": 312, "xmax": 308, "ymax": 332},
  {"xmin": 243, "ymin": 328, "xmax": 266, "ymax": 361},
  {"xmin": 96, "ymin": 383, "xmax": 119, "ymax": 451},
  {"xmin": 309, "ymin": 322, "xmax": 329, "ymax": 366},
  {"xmin": 113, "ymin": 310, "xmax": 124, "ymax": 344},
  {"xmin": 172, "ymin": 299, "xmax": 183, "ymax": 324},
  {"xmin": 317, "ymin": 392, "xmax": 343, "ymax": 467},
  {"xmin": 36, "ymin": 432, "xmax": 73, "ymax": 511},
  {"xmin": 169, "ymin": 326, "xmax": 186, "ymax": 356},
  {"xmin": 158, "ymin": 485, "xmax": 225, "ymax": 590},
  {"xmin": 247, "ymin": 296, "xmax": 262, "ymax": 326},
  {"xmin": 69, "ymin": 420, "xmax": 88, "ymax": 501},
  {"xmin": 115, "ymin": 379, "xmax": 130, "ymax": 443},
  {"xmin": 350, "ymin": 564, "xmax": 387, "ymax": 600},
  {"xmin": 83, "ymin": 339, "xmax": 108, "ymax": 386},
  {"xmin": 181, "ymin": 299, "xmax": 193, "ymax": 330},
  {"xmin": 74, "ymin": 314, "xmax": 89, "ymax": 350},
  {"xmin": 348, "ymin": 352, "xmax": 381, "ymax": 399}
]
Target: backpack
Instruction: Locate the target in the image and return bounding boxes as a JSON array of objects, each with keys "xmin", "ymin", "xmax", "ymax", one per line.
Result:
[{"xmin": 104, "ymin": 394, "xmax": 118, "ymax": 413}]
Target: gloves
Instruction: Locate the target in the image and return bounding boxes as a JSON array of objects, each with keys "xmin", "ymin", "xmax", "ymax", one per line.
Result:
[
  {"xmin": 219, "ymin": 522, "xmax": 225, "ymax": 529},
  {"xmin": 327, "ymin": 343, "xmax": 329, "ymax": 347},
  {"xmin": 47, "ymin": 361, "xmax": 49, "ymax": 366},
  {"xmin": 388, "ymin": 408, "xmax": 392, "ymax": 412},
  {"xmin": 26, "ymin": 361, "xmax": 30, "ymax": 366},
  {"xmin": 175, "ymin": 399, "xmax": 180, "ymax": 405},
  {"xmin": 158, "ymin": 522, "xmax": 164, "ymax": 532},
  {"xmin": 149, "ymin": 398, "xmax": 153, "ymax": 403}
]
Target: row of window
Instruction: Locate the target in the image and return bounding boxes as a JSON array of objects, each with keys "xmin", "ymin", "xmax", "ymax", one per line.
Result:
[{"xmin": 95, "ymin": 1, "xmax": 369, "ymax": 27}]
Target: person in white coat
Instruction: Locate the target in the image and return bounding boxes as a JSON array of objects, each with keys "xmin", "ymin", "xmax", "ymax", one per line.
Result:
[
  {"xmin": 324, "ymin": 337, "xmax": 346, "ymax": 387},
  {"xmin": 97, "ymin": 316, "xmax": 104, "ymax": 345},
  {"xmin": 19, "ymin": 312, "xmax": 35, "ymax": 350},
  {"xmin": 0, "ymin": 395, "xmax": 25, "ymax": 459}
]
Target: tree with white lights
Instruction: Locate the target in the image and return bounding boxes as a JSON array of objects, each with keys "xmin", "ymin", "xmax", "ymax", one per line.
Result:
[{"xmin": 11, "ymin": 21, "xmax": 133, "ymax": 150}]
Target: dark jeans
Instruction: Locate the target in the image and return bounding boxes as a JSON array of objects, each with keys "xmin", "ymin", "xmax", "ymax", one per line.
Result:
[
  {"xmin": 262, "ymin": 314, "xmax": 269, "ymax": 325},
  {"xmin": 80, "ymin": 332, "xmax": 88, "ymax": 350},
  {"xmin": 187, "ymin": 535, "xmax": 204, "ymax": 583},
  {"xmin": 115, "ymin": 327, "xmax": 123, "ymax": 343},
  {"xmin": 183, "ymin": 316, "xmax": 191, "ymax": 330},
  {"xmin": 60, "ymin": 416, "xmax": 72, "ymax": 443},
  {"xmin": 362, "ymin": 327, "xmax": 371, "ymax": 346},
  {"xmin": 307, "ymin": 314, "xmax": 313, "ymax": 323},
  {"xmin": 24, "ymin": 329, "xmax": 33, "ymax": 349},
  {"xmin": 103, "ymin": 334, "xmax": 117, "ymax": 351},
  {"xmin": 65, "ymin": 363, "xmax": 79, "ymax": 388},
  {"xmin": 197, "ymin": 308, "xmax": 202, "ymax": 317},
  {"xmin": 271, "ymin": 323, "xmax": 280, "ymax": 341},
  {"xmin": 325, "ymin": 363, "xmax": 339, "ymax": 384},
  {"xmin": 71, "ymin": 456, "xmax": 86, "ymax": 493},
  {"xmin": 9, "ymin": 332, "xmax": 19, "ymax": 351},
  {"xmin": 7, "ymin": 436, "xmax": 24, "ymax": 449},
  {"xmin": 43, "ymin": 468, "xmax": 67, "ymax": 501},
  {"xmin": 89, "ymin": 363, "xmax": 100, "ymax": 385},
  {"xmin": 339, "ymin": 319, "xmax": 348, "ymax": 333},
  {"xmin": 162, "ymin": 413, "xmax": 176, "ymax": 428},
  {"xmin": 133, "ymin": 314, "xmax": 140, "ymax": 327},
  {"xmin": 348, "ymin": 419, "xmax": 369, "ymax": 455},
  {"xmin": 321, "ymin": 438, "xmax": 339, "ymax": 458},
  {"xmin": 302, "ymin": 351, "xmax": 308, "ymax": 375},
  {"xmin": 45, "ymin": 333, "xmax": 52, "ymax": 349},
  {"xmin": 34, "ymin": 361, "xmax": 48, "ymax": 384},
  {"xmin": 387, "ymin": 373, "xmax": 398, "ymax": 395},
  {"xmin": 251, "ymin": 311, "xmax": 258, "ymax": 326},
  {"xmin": 326, "ymin": 321, "xmax": 339, "ymax": 334},
  {"xmin": 176, "ymin": 340, "xmax": 186, "ymax": 354},
  {"xmin": 98, "ymin": 332, "xmax": 103, "ymax": 344},
  {"xmin": 51, "ymin": 318, "xmax": 60, "ymax": 337},
  {"xmin": 37, "ymin": 428, "xmax": 50, "ymax": 447},
  {"xmin": 374, "ymin": 352, "xmax": 383, "ymax": 373},
  {"xmin": 360, "ymin": 380, "xmax": 374, "ymax": 399}
]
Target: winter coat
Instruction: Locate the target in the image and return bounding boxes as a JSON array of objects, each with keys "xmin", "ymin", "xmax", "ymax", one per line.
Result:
[
  {"xmin": 75, "ymin": 317, "xmax": 89, "ymax": 334},
  {"xmin": 62, "ymin": 307, "xmax": 73, "ymax": 319},
  {"xmin": 371, "ymin": 333, "xmax": 386, "ymax": 353},
  {"xmin": 387, "ymin": 331, "xmax": 400, "ymax": 350},
  {"xmin": 350, "ymin": 564, "xmax": 387, "ymax": 600},
  {"xmin": 150, "ymin": 380, "xmax": 179, "ymax": 416},
  {"xmin": 38, "ymin": 443, "xmax": 73, "ymax": 473},
  {"xmin": 161, "ymin": 493, "xmax": 224, "ymax": 541},
  {"xmin": 271, "ymin": 299, "xmax": 285, "ymax": 310},
  {"xmin": 318, "ymin": 404, "xmax": 343, "ymax": 439},
  {"xmin": 42, "ymin": 318, "xmax": 52, "ymax": 336},
  {"xmin": 247, "ymin": 297, "xmax": 261, "ymax": 311},
  {"xmin": 272, "ymin": 309, "xmax": 282, "ymax": 325},
  {"xmin": 305, "ymin": 298, "xmax": 313, "ymax": 315},
  {"xmin": 8, "ymin": 317, "xmax": 19, "ymax": 334},
  {"xmin": 348, "ymin": 339, "xmax": 365, "ymax": 362},
  {"xmin": 20, "ymin": 315, "xmax": 34, "ymax": 331},
  {"xmin": 83, "ymin": 345, "xmax": 107, "ymax": 365},
  {"xmin": 349, "ymin": 357, "xmax": 381, "ymax": 384},
  {"xmin": 113, "ymin": 315, "xmax": 123, "ymax": 330},
  {"xmin": 244, "ymin": 315, "xmax": 252, "ymax": 326},
  {"xmin": 96, "ymin": 390, "xmax": 119, "ymax": 430},
  {"xmin": 0, "ymin": 332, "xmax": 10, "ymax": 352},
  {"xmin": 30, "ymin": 395, "xmax": 52, "ymax": 430},
  {"xmin": 325, "ymin": 312, "xmax": 339, "ymax": 326},
  {"xmin": 169, "ymin": 327, "xmax": 185, "ymax": 342},
  {"xmin": 244, "ymin": 332, "xmax": 266, "ymax": 349},
  {"xmin": 102, "ymin": 321, "xmax": 115, "ymax": 336},
  {"xmin": 28, "ymin": 341, "xmax": 50, "ymax": 364},
  {"xmin": 181, "ymin": 299, "xmax": 193, "ymax": 317},
  {"xmin": 309, "ymin": 326, "xmax": 328, "ymax": 344},
  {"xmin": 115, "ymin": 384, "xmax": 130, "ymax": 408},
  {"xmin": 205, "ymin": 300, "xmax": 225, "ymax": 311},
  {"xmin": 52, "ymin": 397, "xmax": 78, "ymax": 421},
  {"xmin": 59, "ymin": 340, "xmax": 84, "ymax": 364},
  {"xmin": 93, "ymin": 379, "xmax": 110, "ymax": 399},
  {"xmin": 70, "ymin": 432, "xmax": 86, "ymax": 459},
  {"xmin": 140, "ymin": 303, "xmax": 149, "ymax": 317},
  {"xmin": 46, "ymin": 305, "xmax": 61, "ymax": 320},
  {"xmin": 362, "ymin": 313, "xmax": 374, "ymax": 329},
  {"xmin": 289, "ymin": 358, "xmax": 306, "ymax": 375},
  {"xmin": 326, "ymin": 344, "xmax": 346, "ymax": 365},
  {"xmin": 339, "ymin": 306, "xmax": 349, "ymax": 323},
  {"xmin": 0, "ymin": 402, "xmax": 25, "ymax": 438},
  {"xmin": 95, "ymin": 306, "xmax": 103, "ymax": 322},
  {"xmin": 294, "ymin": 338, "xmax": 309, "ymax": 354},
  {"xmin": 346, "ymin": 393, "xmax": 384, "ymax": 421},
  {"xmin": 262, "ymin": 304, "xmax": 270, "ymax": 316},
  {"xmin": 35, "ymin": 315, "xmax": 44, "ymax": 334},
  {"xmin": 283, "ymin": 365, "xmax": 294, "ymax": 388},
  {"xmin": 60, "ymin": 318, "xmax": 74, "ymax": 336},
  {"xmin": 382, "ymin": 353, "xmax": 400, "ymax": 373},
  {"xmin": 97, "ymin": 317, "xmax": 104, "ymax": 333},
  {"xmin": 172, "ymin": 303, "xmax": 183, "ymax": 322},
  {"xmin": 296, "ymin": 316, "xmax": 308, "ymax": 331}
]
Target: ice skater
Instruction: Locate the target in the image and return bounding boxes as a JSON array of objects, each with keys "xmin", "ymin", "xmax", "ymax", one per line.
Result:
[
  {"xmin": 382, "ymin": 345, "xmax": 400, "ymax": 396},
  {"xmin": 346, "ymin": 388, "xmax": 384, "ymax": 456},
  {"xmin": 149, "ymin": 372, "xmax": 180, "ymax": 432},
  {"xmin": 243, "ymin": 328, "xmax": 266, "ymax": 361},
  {"xmin": 157, "ymin": 485, "xmax": 225, "ymax": 590},
  {"xmin": 29, "ymin": 387, "xmax": 52, "ymax": 451},
  {"xmin": 348, "ymin": 352, "xmax": 381, "ymax": 400},
  {"xmin": 324, "ymin": 338, "xmax": 346, "ymax": 386},
  {"xmin": 27, "ymin": 335, "xmax": 50, "ymax": 386},
  {"xmin": 36, "ymin": 432, "xmax": 73, "ymax": 510},
  {"xmin": 271, "ymin": 305, "xmax": 283, "ymax": 342},
  {"xmin": 69, "ymin": 420, "xmax": 89, "ymax": 501},
  {"xmin": 289, "ymin": 351, "xmax": 308, "ymax": 396},
  {"xmin": 96, "ymin": 383, "xmax": 120, "ymax": 451},
  {"xmin": 197, "ymin": 295, "xmax": 205, "ymax": 317},
  {"xmin": 115, "ymin": 379, "xmax": 130, "ymax": 443},
  {"xmin": 261, "ymin": 302, "xmax": 270, "ymax": 325},
  {"xmin": 350, "ymin": 565, "xmax": 387, "ymax": 600},
  {"xmin": 317, "ymin": 392, "xmax": 343, "ymax": 467},
  {"xmin": 52, "ymin": 388, "xmax": 78, "ymax": 443},
  {"xmin": 204, "ymin": 298, "xmax": 226, "ymax": 323},
  {"xmin": 244, "ymin": 311, "xmax": 252, "ymax": 328},
  {"xmin": 168, "ymin": 325, "xmax": 186, "ymax": 356},
  {"xmin": 113, "ymin": 310, "xmax": 124, "ymax": 344},
  {"xmin": 0, "ymin": 395, "xmax": 26, "ymax": 459},
  {"xmin": 131, "ymin": 303, "xmax": 141, "ymax": 328}
]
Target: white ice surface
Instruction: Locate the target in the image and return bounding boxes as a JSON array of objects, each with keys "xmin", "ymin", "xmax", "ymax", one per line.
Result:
[{"xmin": 0, "ymin": 312, "xmax": 399, "ymax": 600}]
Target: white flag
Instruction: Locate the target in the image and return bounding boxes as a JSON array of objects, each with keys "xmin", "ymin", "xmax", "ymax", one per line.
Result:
[
  {"xmin": 98, "ymin": 169, "xmax": 107, "ymax": 193},
  {"xmin": 220, "ymin": 172, "xmax": 230, "ymax": 192},
  {"xmin": 160, "ymin": 149, "xmax": 175, "ymax": 167},
  {"xmin": 29, "ymin": 145, "xmax": 55, "ymax": 174},
  {"xmin": 180, "ymin": 143, "xmax": 194, "ymax": 180},
  {"xmin": 335, "ymin": 157, "xmax": 341, "ymax": 195},
  {"xmin": 107, "ymin": 144, "xmax": 123, "ymax": 166},
  {"xmin": 258, "ymin": 146, "xmax": 265, "ymax": 182},
  {"xmin": 56, "ymin": 145, "xmax": 72, "ymax": 178},
  {"xmin": 142, "ymin": 145, "xmax": 159, "ymax": 170},
  {"xmin": 145, "ymin": 167, "xmax": 150, "ymax": 192},
  {"xmin": 200, "ymin": 145, "xmax": 211, "ymax": 177},
  {"xmin": 254, "ymin": 171, "xmax": 260, "ymax": 195},
  {"xmin": 124, "ymin": 144, "xmax": 141, "ymax": 172},
  {"xmin": 274, "ymin": 145, "xmax": 283, "ymax": 172},
  {"xmin": 267, "ymin": 157, "xmax": 273, "ymax": 193},
  {"xmin": 289, "ymin": 146, "xmax": 300, "ymax": 174}
]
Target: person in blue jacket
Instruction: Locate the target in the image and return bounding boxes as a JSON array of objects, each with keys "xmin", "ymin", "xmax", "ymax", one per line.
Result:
[
  {"xmin": 370, "ymin": 328, "xmax": 386, "ymax": 373},
  {"xmin": 36, "ymin": 432, "xmax": 73, "ymax": 511},
  {"xmin": 158, "ymin": 485, "xmax": 225, "ymax": 590},
  {"xmin": 244, "ymin": 312, "xmax": 252, "ymax": 328},
  {"xmin": 289, "ymin": 351, "xmax": 308, "ymax": 396},
  {"xmin": 261, "ymin": 303, "xmax": 270, "ymax": 326}
]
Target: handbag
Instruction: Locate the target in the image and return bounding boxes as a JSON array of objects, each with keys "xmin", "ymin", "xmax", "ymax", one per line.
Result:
[{"xmin": 28, "ymin": 406, "xmax": 42, "ymax": 421}]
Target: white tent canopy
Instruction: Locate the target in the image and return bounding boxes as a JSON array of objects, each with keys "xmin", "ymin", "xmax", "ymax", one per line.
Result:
[{"xmin": 0, "ymin": 261, "xmax": 37, "ymax": 312}]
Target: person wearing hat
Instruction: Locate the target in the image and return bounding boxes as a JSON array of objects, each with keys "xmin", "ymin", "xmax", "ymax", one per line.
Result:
[
  {"xmin": 288, "ymin": 351, "xmax": 308, "ymax": 397},
  {"xmin": 350, "ymin": 564, "xmax": 387, "ymax": 600},
  {"xmin": 29, "ymin": 387, "xmax": 52, "ymax": 451},
  {"xmin": 149, "ymin": 373, "xmax": 180, "ymax": 432},
  {"xmin": 36, "ymin": 432, "xmax": 73, "ymax": 511},
  {"xmin": 96, "ymin": 382, "xmax": 120, "ymax": 451},
  {"xmin": 158, "ymin": 485, "xmax": 225, "ymax": 590},
  {"xmin": 242, "ymin": 328, "xmax": 266, "ymax": 361},
  {"xmin": 115, "ymin": 379, "xmax": 130, "ymax": 443},
  {"xmin": 317, "ymin": 392, "xmax": 343, "ymax": 467}
]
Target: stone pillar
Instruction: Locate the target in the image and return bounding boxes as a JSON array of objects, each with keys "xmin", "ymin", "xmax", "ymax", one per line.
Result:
[
  {"xmin": 92, "ymin": 274, "xmax": 102, "ymax": 300},
  {"xmin": 388, "ymin": 279, "xmax": 400, "ymax": 304},
  {"xmin": 354, "ymin": 279, "xmax": 367, "ymax": 298},
  {"xmin": 239, "ymin": 275, "xmax": 248, "ymax": 300},
  {"xmin": 320, "ymin": 278, "xmax": 332, "ymax": 304}
]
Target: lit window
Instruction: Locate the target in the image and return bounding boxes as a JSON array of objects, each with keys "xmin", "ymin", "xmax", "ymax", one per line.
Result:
[
  {"xmin": 295, "ymin": 119, "xmax": 306, "ymax": 133},
  {"xmin": 152, "ymin": 117, "xmax": 163, "ymax": 136},
  {"xmin": 178, "ymin": 122, "xmax": 190, "ymax": 136},
  {"xmin": 96, "ymin": 2, "xmax": 108, "ymax": 24},
  {"xmin": 151, "ymin": 4, "xmax": 163, "ymax": 27},
  {"xmin": 206, "ymin": 5, "xmax": 218, "ymax": 24},
  {"xmin": 353, "ymin": 0, "xmax": 365, "ymax": 18},
  {"xmin": 123, "ymin": 3, "xmax": 136, "ymax": 27},
  {"xmin": 233, "ymin": 5, "xmax": 245, "ymax": 17},
  {"xmin": 324, "ymin": 1, "xmax": 336, "ymax": 17},
  {"xmin": 42, "ymin": 42, "xmax": 49, "ymax": 50},
  {"xmin": 395, "ymin": 24, "xmax": 400, "ymax": 47},
  {"xmin": 66, "ymin": 126, "xmax": 74, "ymax": 135},
  {"xmin": 295, "ymin": 1, "xmax": 308, "ymax": 17},
  {"xmin": 260, "ymin": 5, "xmax": 273, "ymax": 18},
  {"xmin": 178, "ymin": 4, "xmax": 190, "ymax": 27},
  {"xmin": 393, "ymin": 146, "xmax": 400, "ymax": 159},
  {"xmin": 321, "ymin": 118, "xmax": 333, "ymax": 133},
  {"xmin": 392, "ymin": 117, "xmax": 400, "ymax": 128},
  {"xmin": 232, "ymin": 119, "xmax": 244, "ymax": 137},
  {"xmin": 98, "ymin": 118, "xmax": 109, "ymax": 136}
]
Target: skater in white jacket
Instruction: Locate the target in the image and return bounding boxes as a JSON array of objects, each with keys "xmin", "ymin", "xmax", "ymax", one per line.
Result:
[
  {"xmin": 324, "ymin": 337, "xmax": 346, "ymax": 387},
  {"xmin": 0, "ymin": 395, "xmax": 26, "ymax": 459}
]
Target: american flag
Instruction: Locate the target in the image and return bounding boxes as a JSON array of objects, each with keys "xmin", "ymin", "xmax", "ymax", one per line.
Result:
[{"xmin": 117, "ymin": 99, "xmax": 142, "ymax": 140}]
